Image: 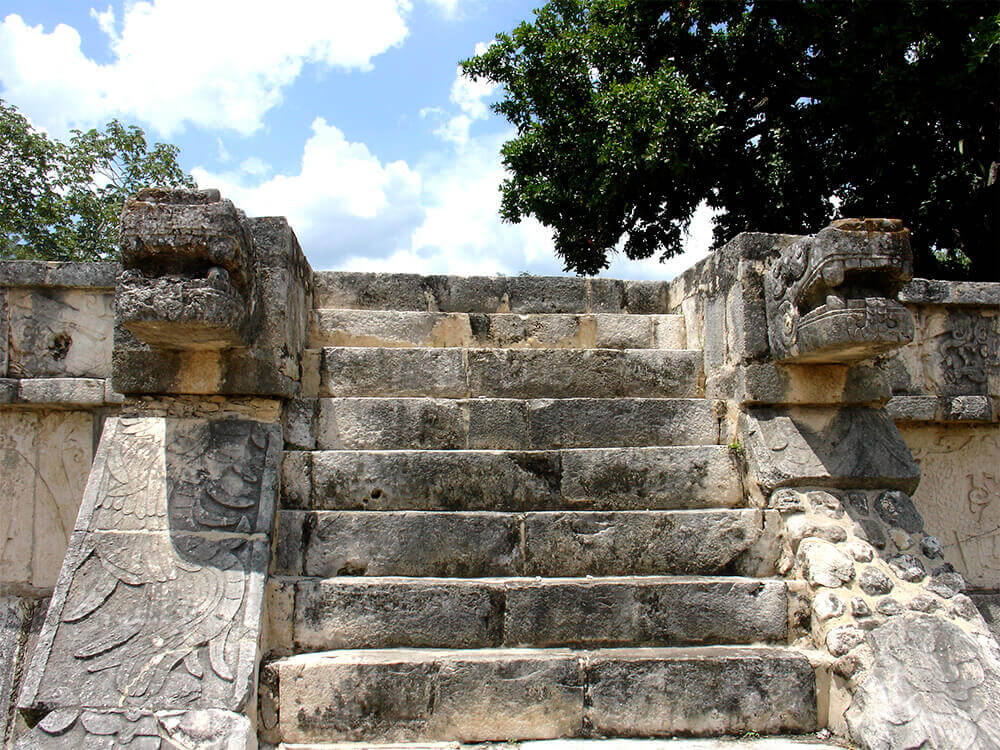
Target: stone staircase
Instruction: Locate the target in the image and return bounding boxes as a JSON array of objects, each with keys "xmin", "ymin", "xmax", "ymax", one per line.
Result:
[{"xmin": 260, "ymin": 273, "xmax": 820, "ymax": 747}]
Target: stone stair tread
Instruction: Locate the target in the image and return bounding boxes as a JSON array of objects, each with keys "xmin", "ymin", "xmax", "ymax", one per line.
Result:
[
  {"xmin": 281, "ymin": 446, "xmax": 742, "ymax": 512},
  {"xmin": 308, "ymin": 347, "xmax": 703, "ymax": 399},
  {"xmin": 272, "ymin": 508, "xmax": 764, "ymax": 578},
  {"xmin": 261, "ymin": 646, "xmax": 817, "ymax": 744},
  {"xmin": 289, "ymin": 397, "xmax": 721, "ymax": 451},
  {"xmin": 276, "ymin": 738, "xmax": 847, "ymax": 749},
  {"xmin": 309, "ymin": 310, "xmax": 685, "ymax": 350}
]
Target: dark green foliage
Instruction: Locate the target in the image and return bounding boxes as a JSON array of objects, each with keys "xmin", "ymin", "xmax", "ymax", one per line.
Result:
[
  {"xmin": 0, "ymin": 100, "xmax": 195, "ymax": 261},
  {"xmin": 463, "ymin": 0, "xmax": 1000, "ymax": 279}
]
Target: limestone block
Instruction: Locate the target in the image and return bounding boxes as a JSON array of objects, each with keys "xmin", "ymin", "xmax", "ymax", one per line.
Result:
[
  {"xmin": 737, "ymin": 362, "xmax": 890, "ymax": 406},
  {"xmin": 467, "ymin": 398, "xmax": 529, "ymax": 449},
  {"xmin": 321, "ymin": 348, "xmax": 466, "ymax": 398},
  {"xmin": 972, "ymin": 592, "xmax": 1000, "ymax": 643},
  {"xmin": 0, "ymin": 412, "xmax": 38, "ymax": 584},
  {"xmin": 623, "ymin": 280, "xmax": 670, "ymax": 314},
  {"xmin": 585, "ymin": 647, "xmax": 817, "ymax": 736},
  {"xmin": 15, "ymin": 708, "xmax": 255, "ymax": 749},
  {"xmin": 521, "ymin": 509, "xmax": 762, "ymax": 576},
  {"xmin": 901, "ymin": 424, "xmax": 1000, "ymax": 588},
  {"xmin": 797, "ymin": 539, "xmax": 855, "ymax": 588},
  {"xmin": 742, "ymin": 406, "xmax": 920, "ymax": 493},
  {"xmin": 0, "ymin": 262, "xmax": 118, "ymax": 290},
  {"xmin": 15, "ymin": 378, "xmax": 105, "ymax": 406},
  {"xmin": 6, "ymin": 289, "xmax": 113, "ymax": 378},
  {"xmin": 18, "ymin": 416, "xmax": 282, "ymax": 720},
  {"xmin": 846, "ymin": 614, "xmax": 1000, "ymax": 750}
]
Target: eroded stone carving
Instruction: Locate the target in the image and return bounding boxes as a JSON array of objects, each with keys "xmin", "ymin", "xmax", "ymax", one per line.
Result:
[
  {"xmin": 117, "ymin": 188, "xmax": 258, "ymax": 350},
  {"xmin": 18, "ymin": 416, "xmax": 281, "ymax": 727},
  {"xmin": 764, "ymin": 218, "xmax": 914, "ymax": 363},
  {"xmin": 928, "ymin": 309, "xmax": 1000, "ymax": 396}
]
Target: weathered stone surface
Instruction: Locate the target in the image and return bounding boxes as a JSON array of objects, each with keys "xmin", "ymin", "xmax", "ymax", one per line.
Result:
[
  {"xmin": 900, "ymin": 278, "xmax": 1000, "ymax": 306},
  {"xmin": 307, "ymin": 397, "xmax": 718, "ymax": 450},
  {"xmin": 585, "ymin": 647, "xmax": 817, "ymax": 736},
  {"xmin": 502, "ymin": 578, "xmax": 787, "ymax": 647},
  {"xmin": 310, "ymin": 309, "xmax": 678, "ymax": 350},
  {"xmin": 293, "ymin": 447, "xmax": 741, "ymax": 511},
  {"xmin": 887, "ymin": 395, "xmax": 999, "ymax": 423},
  {"xmin": 18, "ymin": 416, "xmax": 281, "ymax": 720},
  {"xmin": 846, "ymin": 614, "xmax": 1000, "ymax": 750},
  {"xmin": 14, "ymin": 707, "xmax": 254, "ymax": 749},
  {"xmin": 266, "ymin": 649, "xmax": 584, "ymax": 744},
  {"xmin": 764, "ymin": 219, "xmax": 914, "ymax": 364},
  {"xmin": 274, "ymin": 509, "xmax": 763, "ymax": 578},
  {"xmin": 1, "ymin": 596, "xmax": 43, "ymax": 746},
  {"xmin": 742, "ymin": 406, "xmax": 920, "ymax": 493},
  {"xmin": 521, "ymin": 510, "xmax": 762, "ymax": 576},
  {"xmin": 737, "ymin": 362, "xmax": 890, "ymax": 406},
  {"xmin": 0, "ymin": 377, "xmax": 106, "ymax": 406},
  {"xmin": 6, "ymin": 288, "xmax": 113, "ymax": 378},
  {"xmin": 858, "ymin": 567, "xmax": 894, "ymax": 596},
  {"xmin": 320, "ymin": 347, "xmax": 466, "ymax": 397},
  {"xmin": 275, "ymin": 510, "xmax": 522, "ymax": 577},
  {"xmin": 0, "ymin": 261, "xmax": 119, "ymax": 290},
  {"xmin": 797, "ymin": 539, "xmax": 854, "ymax": 588},
  {"xmin": 972, "ymin": 592, "xmax": 1000, "ymax": 643}
]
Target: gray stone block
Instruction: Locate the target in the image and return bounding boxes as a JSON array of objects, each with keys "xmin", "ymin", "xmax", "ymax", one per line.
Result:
[
  {"xmin": 742, "ymin": 406, "xmax": 920, "ymax": 493},
  {"xmin": 502, "ymin": 577, "xmax": 788, "ymax": 647},
  {"xmin": 585, "ymin": 647, "xmax": 817, "ymax": 737},
  {"xmin": 267, "ymin": 649, "xmax": 584, "ymax": 744},
  {"xmin": 320, "ymin": 347, "xmax": 466, "ymax": 397},
  {"xmin": 274, "ymin": 510, "xmax": 522, "ymax": 577},
  {"xmin": 294, "ymin": 447, "xmax": 741, "ymax": 511},
  {"xmin": 900, "ymin": 278, "xmax": 1000, "ymax": 305},
  {"xmin": 623, "ymin": 280, "xmax": 671, "ymax": 314},
  {"xmin": 0, "ymin": 261, "xmax": 119, "ymax": 290},
  {"xmin": 467, "ymin": 398, "xmax": 529, "ymax": 449},
  {"xmin": 521, "ymin": 509, "xmax": 763, "ymax": 576},
  {"xmin": 316, "ymin": 397, "xmax": 468, "ymax": 449}
]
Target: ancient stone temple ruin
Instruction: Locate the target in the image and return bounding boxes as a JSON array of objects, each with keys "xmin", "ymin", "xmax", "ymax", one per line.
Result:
[{"xmin": 1, "ymin": 189, "xmax": 999, "ymax": 749}]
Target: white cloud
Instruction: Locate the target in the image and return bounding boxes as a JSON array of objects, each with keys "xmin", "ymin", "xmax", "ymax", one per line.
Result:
[
  {"xmin": 428, "ymin": 43, "xmax": 497, "ymax": 147},
  {"xmin": 0, "ymin": 1, "xmax": 411, "ymax": 136}
]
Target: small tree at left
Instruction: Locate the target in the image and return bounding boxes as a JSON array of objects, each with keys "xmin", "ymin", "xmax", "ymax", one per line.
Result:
[{"xmin": 0, "ymin": 99, "xmax": 195, "ymax": 261}]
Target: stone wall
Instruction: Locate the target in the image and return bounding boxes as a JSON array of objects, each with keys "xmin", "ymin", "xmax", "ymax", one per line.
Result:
[{"xmin": 881, "ymin": 281, "xmax": 1000, "ymax": 589}]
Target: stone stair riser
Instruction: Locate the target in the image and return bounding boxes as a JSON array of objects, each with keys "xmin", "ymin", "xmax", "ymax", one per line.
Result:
[
  {"xmin": 267, "ymin": 576, "xmax": 788, "ymax": 652},
  {"xmin": 309, "ymin": 348, "xmax": 703, "ymax": 399},
  {"xmin": 288, "ymin": 397, "xmax": 720, "ymax": 451},
  {"xmin": 310, "ymin": 310, "xmax": 685, "ymax": 350},
  {"xmin": 261, "ymin": 648, "xmax": 817, "ymax": 744},
  {"xmin": 312, "ymin": 273, "xmax": 670, "ymax": 314},
  {"xmin": 281, "ymin": 447, "xmax": 743, "ymax": 512},
  {"xmin": 272, "ymin": 509, "xmax": 764, "ymax": 578}
]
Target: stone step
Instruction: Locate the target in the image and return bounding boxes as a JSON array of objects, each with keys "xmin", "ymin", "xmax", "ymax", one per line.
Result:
[
  {"xmin": 272, "ymin": 509, "xmax": 764, "ymax": 578},
  {"xmin": 309, "ymin": 310, "xmax": 686, "ymax": 350},
  {"xmin": 312, "ymin": 272, "xmax": 670, "ymax": 314},
  {"xmin": 259, "ymin": 647, "xmax": 817, "ymax": 744},
  {"xmin": 307, "ymin": 348, "xmax": 703, "ymax": 399},
  {"xmin": 287, "ymin": 397, "xmax": 720, "ymax": 451},
  {"xmin": 281, "ymin": 447, "xmax": 743, "ymax": 512},
  {"xmin": 266, "ymin": 575, "xmax": 788, "ymax": 653},
  {"xmin": 275, "ymin": 737, "xmax": 844, "ymax": 750}
]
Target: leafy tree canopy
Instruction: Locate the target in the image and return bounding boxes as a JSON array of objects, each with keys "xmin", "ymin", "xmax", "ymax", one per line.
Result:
[
  {"xmin": 462, "ymin": 0, "xmax": 1000, "ymax": 278},
  {"xmin": 1, "ymin": 100, "xmax": 195, "ymax": 261}
]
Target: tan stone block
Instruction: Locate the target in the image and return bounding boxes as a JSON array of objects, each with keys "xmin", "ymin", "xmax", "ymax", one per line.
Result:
[{"xmin": 0, "ymin": 411, "xmax": 37, "ymax": 584}]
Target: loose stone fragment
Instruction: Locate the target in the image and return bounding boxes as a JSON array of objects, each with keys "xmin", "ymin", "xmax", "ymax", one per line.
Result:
[
  {"xmin": 786, "ymin": 515, "xmax": 848, "ymax": 550},
  {"xmin": 858, "ymin": 567, "xmax": 894, "ymax": 596},
  {"xmin": 797, "ymin": 538, "xmax": 855, "ymax": 588},
  {"xmin": 813, "ymin": 591, "xmax": 846, "ymax": 621},
  {"xmin": 876, "ymin": 598, "xmax": 904, "ymax": 617},
  {"xmin": 857, "ymin": 519, "xmax": 887, "ymax": 549},
  {"xmin": 846, "ymin": 491, "xmax": 869, "ymax": 515},
  {"xmin": 845, "ymin": 540, "xmax": 875, "ymax": 563},
  {"xmin": 827, "ymin": 625, "xmax": 866, "ymax": 656},
  {"xmin": 851, "ymin": 598, "xmax": 872, "ymax": 618},
  {"xmin": 907, "ymin": 595, "xmax": 941, "ymax": 613},
  {"xmin": 888, "ymin": 554, "xmax": 925, "ymax": 583},
  {"xmin": 950, "ymin": 594, "xmax": 981, "ymax": 621},
  {"xmin": 925, "ymin": 571, "xmax": 966, "ymax": 599}
]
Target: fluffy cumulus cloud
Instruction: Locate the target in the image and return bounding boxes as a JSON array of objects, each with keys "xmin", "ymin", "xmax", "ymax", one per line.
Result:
[{"xmin": 0, "ymin": 0, "xmax": 411, "ymax": 135}]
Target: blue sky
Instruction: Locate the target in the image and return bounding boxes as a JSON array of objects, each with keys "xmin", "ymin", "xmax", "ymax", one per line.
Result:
[{"xmin": 0, "ymin": 0, "xmax": 713, "ymax": 278}]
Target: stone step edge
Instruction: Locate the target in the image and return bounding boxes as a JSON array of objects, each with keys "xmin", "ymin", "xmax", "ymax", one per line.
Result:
[
  {"xmin": 275, "ymin": 738, "xmax": 846, "ymax": 750},
  {"xmin": 270, "ymin": 574, "xmax": 785, "ymax": 585}
]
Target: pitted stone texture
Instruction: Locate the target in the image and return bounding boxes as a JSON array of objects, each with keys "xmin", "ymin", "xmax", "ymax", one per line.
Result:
[
  {"xmin": 2, "ymin": 596, "xmax": 45, "ymax": 746},
  {"xmin": 14, "ymin": 708, "xmax": 254, "ymax": 749},
  {"xmin": 307, "ymin": 397, "xmax": 719, "ymax": 450},
  {"xmin": 318, "ymin": 347, "xmax": 703, "ymax": 399},
  {"xmin": 846, "ymin": 614, "xmax": 1000, "ymax": 750},
  {"xmin": 277, "ymin": 577, "xmax": 786, "ymax": 652},
  {"xmin": 288, "ymin": 447, "xmax": 741, "ymax": 511},
  {"xmin": 17, "ymin": 416, "xmax": 281, "ymax": 719},
  {"xmin": 742, "ymin": 406, "xmax": 919, "ymax": 493},
  {"xmin": 5, "ymin": 288, "xmax": 113, "ymax": 378},
  {"xmin": 313, "ymin": 272, "xmax": 671, "ymax": 314},
  {"xmin": 272, "ymin": 509, "xmax": 764, "ymax": 578},
  {"xmin": 796, "ymin": 539, "xmax": 854, "ymax": 588},
  {"xmin": 310, "ymin": 310, "xmax": 684, "ymax": 350},
  {"xmin": 262, "ymin": 647, "xmax": 815, "ymax": 744}
]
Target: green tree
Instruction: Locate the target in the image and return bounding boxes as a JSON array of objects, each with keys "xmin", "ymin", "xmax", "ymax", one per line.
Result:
[
  {"xmin": 462, "ymin": 0, "xmax": 1000, "ymax": 278},
  {"xmin": 0, "ymin": 100, "xmax": 195, "ymax": 261}
]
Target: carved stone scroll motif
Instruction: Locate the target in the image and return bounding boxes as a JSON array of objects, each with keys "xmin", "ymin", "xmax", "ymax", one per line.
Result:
[{"xmin": 16, "ymin": 415, "xmax": 281, "ymax": 746}]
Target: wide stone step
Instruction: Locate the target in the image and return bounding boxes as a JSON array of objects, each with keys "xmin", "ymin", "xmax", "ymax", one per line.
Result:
[
  {"xmin": 313, "ymin": 272, "xmax": 670, "ymax": 314},
  {"xmin": 266, "ymin": 575, "xmax": 788, "ymax": 653},
  {"xmin": 274, "ymin": 739, "xmax": 846, "ymax": 750},
  {"xmin": 288, "ymin": 397, "xmax": 720, "ymax": 450},
  {"xmin": 260, "ymin": 647, "xmax": 817, "ymax": 744},
  {"xmin": 310, "ymin": 310, "xmax": 685, "ymax": 350},
  {"xmin": 272, "ymin": 510, "xmax": 763, "ymax": 578},
  {"xmin": 307, "ymin": 348, "xmax": 703, "ymax": 399},
  {"xmin": 281, "ymin": 447, "xmax": 742, "ymax": 512}
]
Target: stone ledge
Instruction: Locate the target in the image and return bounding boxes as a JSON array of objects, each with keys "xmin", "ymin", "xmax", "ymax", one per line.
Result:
[
  {"xmin": 0, "ymin": 378, "xmax": 108, "ymax": 407},
  {"xmin": 0, "ymin": 262, "xmax": 119, "ymax": 290},
  {"xmin": 899, "ymin": 278, "xmax": 1000, "ymax": 306},
  {"xmin": 886, "ymin": 395, "xmax": 999, "ymax": 423}
]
